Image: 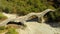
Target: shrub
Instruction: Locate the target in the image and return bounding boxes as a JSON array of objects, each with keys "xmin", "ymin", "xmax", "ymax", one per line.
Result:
[
  {"xmin": 0, "ymin": 26, "xmax": 6, "ymax": 30},
  {"xmin": 6, "ymin": 28, "xmax": 19, "ymax": 34},
  {"xmin": 0, "ymin": 12, "xmax": 7, "ymax": 21},
  {"xmin": 0, "ymin": 26, "xmax": 6, "ymax": 33}
]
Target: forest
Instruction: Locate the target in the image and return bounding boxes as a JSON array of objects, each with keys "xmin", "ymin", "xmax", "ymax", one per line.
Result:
[{"xmin": 0, "ymin": 0, "xmax": 60, "ymax": 22}]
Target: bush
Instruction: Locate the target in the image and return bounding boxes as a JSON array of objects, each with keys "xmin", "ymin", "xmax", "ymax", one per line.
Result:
[
  {"xmin": 0, "ymin": 26, "xmax": 6, "ymax": 30},
  {"xmin": 6, "ymin": 28, "xmax": 19, "ymax": 34},
  {"xmin": 0, "ymin": 12, "xmax": 7, "ymax": 21},
  {"xmin": 0, "ymin": 26, "xmax": 6, "ymax": 33}
]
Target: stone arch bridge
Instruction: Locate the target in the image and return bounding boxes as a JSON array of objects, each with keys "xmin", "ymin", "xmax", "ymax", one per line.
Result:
[{"xmin": 0, "ymin": 9, "xmax": 55, "ymax": 26}]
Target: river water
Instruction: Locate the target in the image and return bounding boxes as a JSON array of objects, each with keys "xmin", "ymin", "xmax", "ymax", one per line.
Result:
[{"xmin": 16, "ymin": 22, "xmax": 60, "ymax": 34}]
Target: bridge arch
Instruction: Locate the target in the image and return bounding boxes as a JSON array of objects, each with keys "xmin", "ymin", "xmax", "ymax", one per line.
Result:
[
  {"xmin": 26, "ymin": 15, "xmax": 39, "ymax": 22},
  {"xmin": 7, "ymin": 21, "xmax": 25, "ymax": 26}
]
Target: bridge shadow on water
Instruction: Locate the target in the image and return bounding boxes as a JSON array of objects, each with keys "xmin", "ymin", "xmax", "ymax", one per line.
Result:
[
  {"xmin": 45, "ymin": 19, "xmax": 60, "ymax": 28},
  {"xmin": 7, "ymin": 21, "xmax": 25, "ymax": 26},
  {"xmin": 46, "ymin": 22, "xmax": 60, "ymax": 28},
  {"xmin": 26, "ymin": 17, "xmax": 38, "ymax": 22},
  {"xmin": 26, "ymin": 15, "xmax": 39, "ymax": 22},
  {"xmin": 44, "ymin": 12, "xmax": 60, "ymax": 28}
]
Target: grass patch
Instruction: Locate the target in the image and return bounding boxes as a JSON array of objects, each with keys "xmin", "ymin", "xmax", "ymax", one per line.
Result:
[
  {"xmin": 6, "ymin": 28, "xmax": 19, "ymax": 34},
  {"xmin": 0, "ymin": 26, "xmax": 7, "ymax": 33},
  {"xmin": 0, "ymin": 12, "xmax": 7, "ymax": 22},
  {"xmin": 0, "ymin": 26, "xmax": 19, "ymax": 34},
  {"xmin": 0, "ymin": 26, "xmax": 6, "ymax": 30}
]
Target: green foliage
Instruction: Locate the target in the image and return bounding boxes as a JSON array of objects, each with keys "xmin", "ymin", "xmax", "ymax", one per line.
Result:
[
  {"xmin": 0, "ymin": 13, "xmax": 4, "ymax": 19},
  {"xmin": 0, "ymin": 0, "xmax": 50, "ymax": 14},
  {"xmin": 55, "ymin": 8, "xmax": 60, "ymax": 17},
  {"xmin": 0, "ymin": 26, "xmax": 6, "ymax": 33},
  {"xmin": 0, "ymin": 12, "xmax": 7, "ymax": 21},
  {"xmin": 0, "ymin": 0, "xmax": 60, "ymax": 22},
  {"xmin": 0, "ymin": 26, "xmax": 6, "ymax": 30},
  {"xmin": 6, "ymin": 28, "xmax": 18, "ymax": 34}
]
